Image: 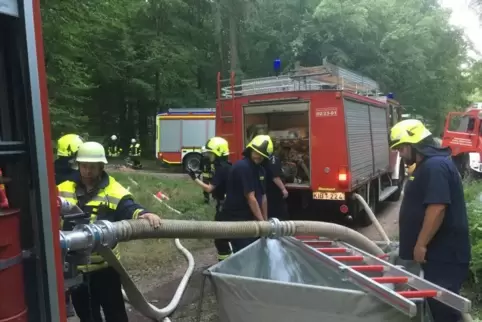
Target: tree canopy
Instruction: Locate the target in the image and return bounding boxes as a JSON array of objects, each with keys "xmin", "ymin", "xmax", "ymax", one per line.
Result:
[{"xmin": 41, "ymin": 0, "xmax": 479, "ymax": 148}]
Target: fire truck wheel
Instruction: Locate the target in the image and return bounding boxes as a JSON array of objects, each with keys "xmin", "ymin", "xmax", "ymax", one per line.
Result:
[{"xmin": 183, "ymin": 153, "xmax": 202, "ymax": 173}]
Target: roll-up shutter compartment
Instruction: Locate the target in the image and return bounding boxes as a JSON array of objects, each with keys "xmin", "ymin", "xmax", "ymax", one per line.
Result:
[{"xmin": 344, "ymin": 99, "xmax": 374, "ymax": 186}]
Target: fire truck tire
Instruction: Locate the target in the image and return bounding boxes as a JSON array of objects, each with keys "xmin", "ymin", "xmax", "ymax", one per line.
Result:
[{"xmin": 183, "ymin": 153, "xmax": 202, "ymax": 173}]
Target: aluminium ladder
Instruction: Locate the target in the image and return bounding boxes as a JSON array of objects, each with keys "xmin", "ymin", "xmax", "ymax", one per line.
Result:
[{"xmin": 294, "ymin": 236, "xmax": 471, "ymax": 318}]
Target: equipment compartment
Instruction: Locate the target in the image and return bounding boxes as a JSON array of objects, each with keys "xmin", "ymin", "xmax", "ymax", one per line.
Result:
[
  {"xmin": 243, "ymin": 102, "xmax": 310, "ymax": 185},
  {"xmin": 344, "ymin": 99, "xmax": 390, "ymax": 187}
]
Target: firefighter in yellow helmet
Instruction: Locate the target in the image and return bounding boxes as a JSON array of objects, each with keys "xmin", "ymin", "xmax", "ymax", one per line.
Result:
[
  {"xmin": 390, "ymin": 119, "xmax": 470, "ymax": 322},
  {"xmin": 187, "ymin": 137, "xmax": 233, "ymax": 261},
  {"xmin": 55, "ymin": 134, "xmax": 84, "ymax": 185},
  {"xmin": 221, "ymin": 135, "xmax": 273, "ymax": 253},
  {"xmin": 57, "ymin": 141, "xmax": 161, "ymax": 322}
]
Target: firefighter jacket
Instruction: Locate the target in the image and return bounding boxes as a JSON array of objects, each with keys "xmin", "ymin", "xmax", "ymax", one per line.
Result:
[
  {"xmin": 200, "ymin": 157, "xmax": 215, "ymax": 179},
  {"xmin": 107, "ymin": 144, "xmax": 122, "ymax": 157},
  {"xmin": 58, "ymin": 172, "xmax": 148, "ymax": 272},
  {"xmin": 129, "ymin": 143, "xmax": 141, "ymax": 157}
]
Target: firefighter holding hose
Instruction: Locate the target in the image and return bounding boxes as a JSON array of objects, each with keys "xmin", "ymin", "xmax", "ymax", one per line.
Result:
[
  {"xmin": 221, "ymin": 135, "xmax": 272, "ymax": 253},
  {"xmin": 57, "ymin": 141, "xmax": 161, "ymax": 322},
  {"xmin": 187, "ymin": 137, "xmax": 233, "ymax": 261},
  {"xmin": 390, "ymin": 119, "xmax": 470, "ymax": 322}
]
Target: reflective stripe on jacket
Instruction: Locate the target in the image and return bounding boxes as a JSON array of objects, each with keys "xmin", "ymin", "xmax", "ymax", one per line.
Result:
[
  {"xmin": 129, "ymin": 143, "xmax": 141, "ymax": 156},
  {"xmin": 58, "ymin": 176, "xmax": 139, "ymax": 272}
]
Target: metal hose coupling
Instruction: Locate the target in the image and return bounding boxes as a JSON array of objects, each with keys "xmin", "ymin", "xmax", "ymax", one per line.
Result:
[
  {"xmin": 59, "ymin": 220, "xmax": 117, "ymax": 252},
  {"xmin": 267, "ymin": 218, "xmax": 297, "ymax": 239}
]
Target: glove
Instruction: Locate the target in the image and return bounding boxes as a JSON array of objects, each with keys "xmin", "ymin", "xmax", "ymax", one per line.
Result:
[{"xmin": 187, "ymin": 168, "xmax": 197, "ymax": 180}]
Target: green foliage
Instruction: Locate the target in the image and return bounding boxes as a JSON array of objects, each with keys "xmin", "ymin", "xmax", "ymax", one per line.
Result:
[
  {"xmin": 41, "ymin": 0, "xmax": 480, "ymax": 147},
  {"xmin": 464, "ymin": 180, "xmax": 482, "ymax": 302}
]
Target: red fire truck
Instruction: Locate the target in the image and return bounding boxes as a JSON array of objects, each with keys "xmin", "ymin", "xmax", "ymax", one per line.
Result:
[
  {"xmin": 216, "ymin": 62, "xmax": 405, "ymax": 225},
  {"xmin": 442, "ymin": 105, "xmax": 482, "ymax": 176},
  {"xmin": 0, "ymin": 1, "xmax": 67, "ymax": 321}
]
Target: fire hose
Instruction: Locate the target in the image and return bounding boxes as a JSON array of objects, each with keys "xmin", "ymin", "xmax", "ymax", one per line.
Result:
[{"xmin": 59, "ymin": 204, "xmax": 474, "ymax": 321}]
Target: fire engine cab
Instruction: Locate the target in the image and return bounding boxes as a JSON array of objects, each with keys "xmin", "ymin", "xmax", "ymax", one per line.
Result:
[
  {"xmin": 0, "ymin": 1, "xmax": 67, "ymax": 321},
  {"xmin": 442, "ymin": 105, "xmax": 482, "ymax": 176},
  {"xmin": 216, "ymin": 61, "xmax": 405, "ymax": 225}
]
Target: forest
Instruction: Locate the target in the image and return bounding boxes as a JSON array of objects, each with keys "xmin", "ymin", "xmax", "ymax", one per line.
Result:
[{"xmin": 41, "ymin": 0, "xmax": 482, "ymax": 153}]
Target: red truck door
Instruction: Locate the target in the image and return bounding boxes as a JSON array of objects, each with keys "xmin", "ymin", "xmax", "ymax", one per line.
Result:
[{"xmin": 442, "ymin": 111, "xmax": 480, "ymax": 155}]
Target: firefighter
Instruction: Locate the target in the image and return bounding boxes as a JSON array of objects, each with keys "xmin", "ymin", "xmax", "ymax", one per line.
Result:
[
  {"xmin": 264, "ymin": 140, "xmax": 289, "ymax": 220},
  {"xmin": 187, "ymin": 137, "xmax": 232, "ymax": 261},
  {"xmin": 129, "ymin": 138, "xmax": 142, "ymax": 168},
  {"xmin": 106, "ymin": 134, "xmax": 122, "ymax": 158},
  {"xmin": 58, "ymin": 141, "xmax": 161, "ymax": 322},
  {"xmin": 55, "ymin": 134, "xmax": 84, "ymax": 185},
  {"xmin": 199, "ymin": 152, "xmax": 214, "ymax": 203},
  {"xmin": 221, "ymin": 135, "xmax": 272, "ymax": 253},
  {"xmin": 390, "ymin": 119, "xmax": 470, "ymax": 322}
]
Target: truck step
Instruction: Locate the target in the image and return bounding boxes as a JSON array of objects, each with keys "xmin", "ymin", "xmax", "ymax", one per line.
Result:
[
  {"xmin": 378, "ymin": 186, "xmax": 399, "ymax": 202},
  {"xmin": 294, "ymin": 236, "xmax": 471, "ymax": 318}
]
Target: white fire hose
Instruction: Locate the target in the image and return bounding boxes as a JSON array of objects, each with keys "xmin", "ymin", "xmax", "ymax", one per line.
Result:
[
  {"xmin": 115, "ymin": 179, "xmax": 195, "ymax": 321},
  {"xmin": 353, "ymin": 193, "xmax": 391, "ymax": 246}
]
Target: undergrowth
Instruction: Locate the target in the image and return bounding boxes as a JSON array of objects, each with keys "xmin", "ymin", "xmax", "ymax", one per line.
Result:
[{"xmin": 463, "ymin": 179, "xmax": 482, "ymax": 314}]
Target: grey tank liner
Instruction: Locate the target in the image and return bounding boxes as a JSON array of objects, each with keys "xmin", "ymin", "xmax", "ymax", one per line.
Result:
[{"xmin": 204, "ymin": 237, "xmax": 432, "ymax": 322}]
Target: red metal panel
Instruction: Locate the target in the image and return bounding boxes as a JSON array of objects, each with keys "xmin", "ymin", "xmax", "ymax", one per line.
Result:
[
  {"xmin": 0, "ymin": 209, "xmax": 28, "ymax": 322},
  {"xmin": 32, "ymin": 0, "xmax": 66, "ymax": 319},
  {"xmin": 309, "ymin": 92, "xmax": 348, "ymax": 192}
]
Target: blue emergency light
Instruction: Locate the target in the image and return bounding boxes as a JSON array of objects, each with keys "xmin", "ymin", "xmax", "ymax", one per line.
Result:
[
  {"xmin": 387, "ymin": 92, "xmax": 395, "ymax": 99},
  {"xmin": 273, "ymin": 59, "xmax": 281, "ymax": 76}
]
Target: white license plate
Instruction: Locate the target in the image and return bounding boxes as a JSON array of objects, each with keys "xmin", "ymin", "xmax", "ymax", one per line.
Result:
[{"xmin": 312, "ymin": 192, "xmax": 345, "ymax": 200}]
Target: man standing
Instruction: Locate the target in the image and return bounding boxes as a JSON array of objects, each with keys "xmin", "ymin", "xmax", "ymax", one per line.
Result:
[
  {"xmin": 390, "ymin": 119, "xmax": 471, "ymax": 322},
  {"xmin": 106, "ymin": 134, "xmax": 122, "ymax": 158},
  {"xmin": 58, "ymin": 141, "xmax": 161, "ymax": 322},
  {"xmin": 129, "ymin": 138, "xmax": 142, "ymax": 169},
  {"xmin": 264, "ymin": 141, "xmax": 289, "ymax": 220},
  {"xmin": 188, "ymin": 137, "xmax": 232, "ymax": 260},
  {"xmin": 221, "ymin": 135, "xmax": 272, "ymax": 253}
]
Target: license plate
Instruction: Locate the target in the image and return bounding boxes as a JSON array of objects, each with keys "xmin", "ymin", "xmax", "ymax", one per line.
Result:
[{"xmin": 312, "ymin": 192, "xmax": 345, "ymax": 200}]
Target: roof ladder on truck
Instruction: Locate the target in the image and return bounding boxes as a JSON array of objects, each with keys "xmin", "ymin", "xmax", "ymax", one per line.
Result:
[{"xmin": 295, "ymin": 236, "xmax": 471, "ymax": 318}]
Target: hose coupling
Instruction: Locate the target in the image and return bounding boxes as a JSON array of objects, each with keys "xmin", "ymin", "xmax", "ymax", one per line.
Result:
[
  {"xmin": 92, "ymin": 220, "xmax": 118, "ymax": 250},
  {"xmin": 268, "ymin": 217, "xmax": 282, "ymax": 239}
]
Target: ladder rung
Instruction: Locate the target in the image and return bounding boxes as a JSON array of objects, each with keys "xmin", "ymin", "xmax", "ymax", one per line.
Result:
[
  {"xmin": 304, "ymin": 240, "xmax": 332, "ymax": 246},
  {"xmin": 351, "ymin": 265, "xmax": 385, "ymax": 272},
  {"xmin": 398, "ymin": 290, "xmax": 438, "ymax": 299},
  {"xmin": 332, "ymin": 255, "xmax": 364, "ymax": 262},
  {"xmin": 296, "ymin": 235, "xmax": 319, "ymax": 240},
  {"xmin": 317, "ymin": 247, "xmax": 347, "ymax": 254},
  {"xmin": 372, "ymin": 276, "xmax": 409, "ymax": 284}
]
